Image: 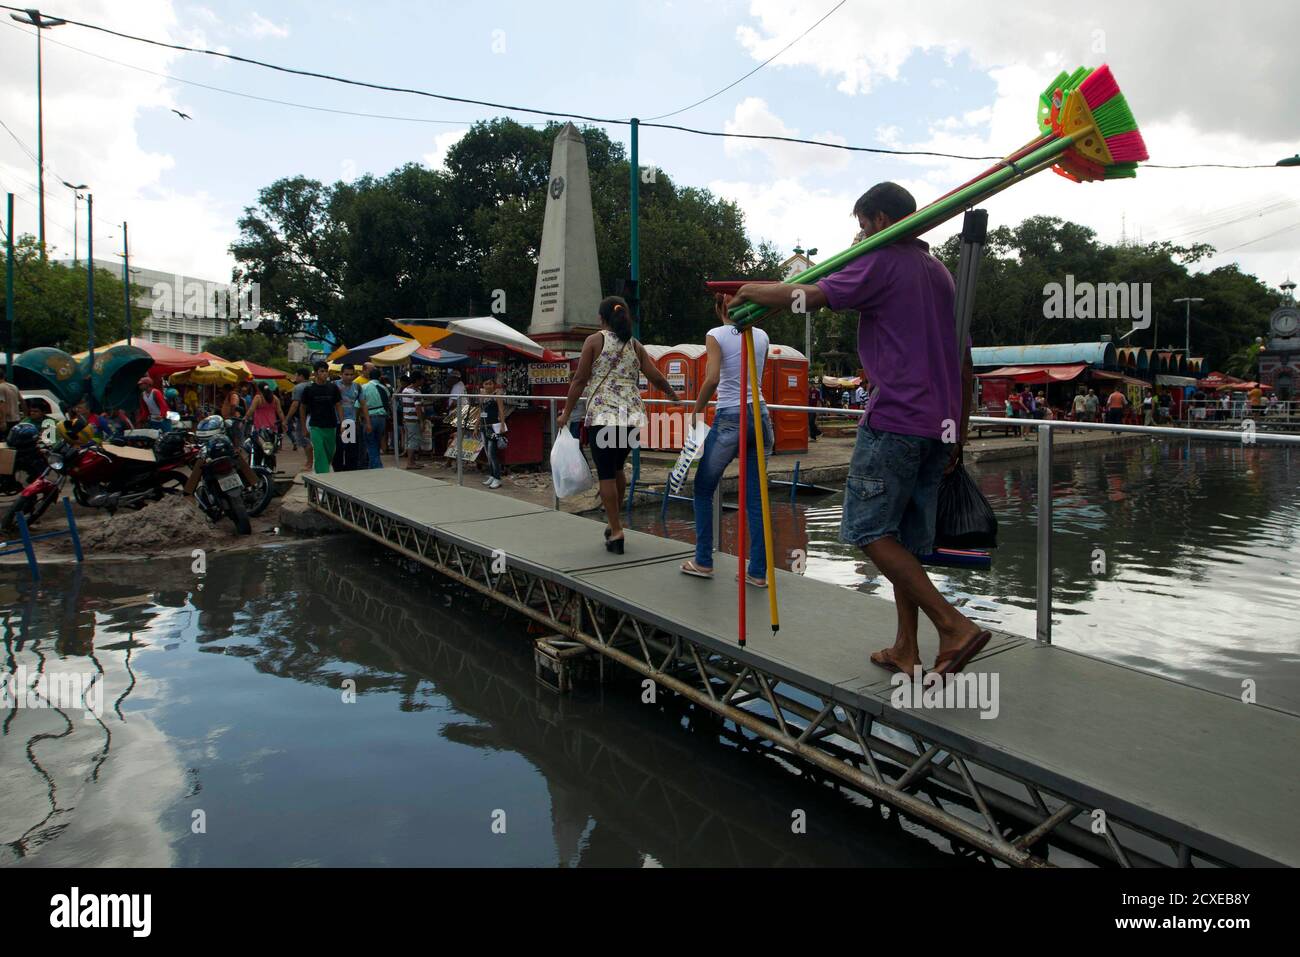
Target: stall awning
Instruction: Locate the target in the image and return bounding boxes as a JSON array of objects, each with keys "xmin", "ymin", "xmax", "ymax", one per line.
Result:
[
  {"xmin": 976, "ymin": 363, "xmax": 1087, "ymax": 383},
  {"xmin": 1090, "ymin": 369, "xmax": 1148, "ymax": 386},
  {"xmin": 1156, "ymin": 374, "xmax": 1197, "ymax": 387}
]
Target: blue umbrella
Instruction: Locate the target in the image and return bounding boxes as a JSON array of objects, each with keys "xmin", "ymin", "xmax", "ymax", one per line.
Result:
[{"xmin": 335, "ymin": 334, "xmax": 409, "ymax": 365}]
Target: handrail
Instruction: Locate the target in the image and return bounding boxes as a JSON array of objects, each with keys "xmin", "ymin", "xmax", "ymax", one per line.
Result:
[{"xmin": 387, "ymin": 390, "xmax": 1299, "ymax": 645}]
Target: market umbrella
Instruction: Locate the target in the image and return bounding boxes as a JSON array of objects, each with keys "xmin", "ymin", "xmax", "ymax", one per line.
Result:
[
  {"xmin": 370, "ymin": 338, "xmax": 469, "ymax": 367},
  {"xmin": 335, "ymin": 335, "xmax": 409, "ymax": 366},
  {"xmin": 390, "ymin": 317, "xmax": 559, "ymax": 360},
  {"xmin": 231, "ymin": 359, "xmax": 287, "ymax": 379},
  {"xmin": 71, "ymin": 339, "xmax": 207, "ymax": 381},
  {"xmin": 171, "ymin": 360, "xmax": 249, "ymax": 386}
]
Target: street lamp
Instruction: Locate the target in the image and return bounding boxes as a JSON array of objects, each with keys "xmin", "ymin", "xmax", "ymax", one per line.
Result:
[
  {"xmin": 1173, "ymin": 296, "xmax": 1204, "ymax": 358},
  {"xmin": 1276, "ymin": 155, "xmax": 1300, "ymax": 168},
  {"xmin": 61, "ymin": 180, "xmax": 86, "ymax": 266},
  {"xmin": 10, "ymin": 8, "xmax": 68, "ymax": 259}
]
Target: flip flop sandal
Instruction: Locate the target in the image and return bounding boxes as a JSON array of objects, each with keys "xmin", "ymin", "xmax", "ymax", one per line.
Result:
[
  {"xmin": 680, "ymin": 560, "xmax": 714, "ymax": 579},
  {"xmin": 870, "ymin": 650, "xmax": 910, "ymax": 675},
  {"xmin": 931, "ymin": 630, "xmax": 992, "ymax": 676},
  {"xmin": 734, "ymin": 574, "xmax": 768, "ymax": 588}
]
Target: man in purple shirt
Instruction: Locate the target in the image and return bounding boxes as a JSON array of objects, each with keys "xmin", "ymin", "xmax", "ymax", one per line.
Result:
[{"xmin": 731, "ymin": 182, "xmax": 989, "ymax": 677}]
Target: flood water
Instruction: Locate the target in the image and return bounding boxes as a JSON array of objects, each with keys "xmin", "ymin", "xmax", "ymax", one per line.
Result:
[{"xmin": 2, "ymin": 439, "xmax": 1296, "ymax": 867}]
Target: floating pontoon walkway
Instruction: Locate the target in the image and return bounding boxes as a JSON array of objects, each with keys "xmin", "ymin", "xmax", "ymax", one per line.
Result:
[{"xmin": 305, "ymin": 469, "xmax": 1300, "ymax": 868}]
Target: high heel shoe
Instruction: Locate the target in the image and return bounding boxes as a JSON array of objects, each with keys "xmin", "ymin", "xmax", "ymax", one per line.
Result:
[{"xmin": 605, "ymin": 535, "xmax": 625, "ymax": 554}]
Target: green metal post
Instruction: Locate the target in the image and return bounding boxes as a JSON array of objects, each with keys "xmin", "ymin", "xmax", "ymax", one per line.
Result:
[
  {"xmin": 86, "ymin": 193, "xmax": 94, "ymax": 401},
  {"xmin": 630, "ymin": 117, "xmax": 640, "ymax": 339},
  {"xmin": 5, "ymin": 193, "xmax": 14, "ymax": 380},
  {"xmin": 628, "ymin": 117, "xmax": 641, "ymax": 511}
]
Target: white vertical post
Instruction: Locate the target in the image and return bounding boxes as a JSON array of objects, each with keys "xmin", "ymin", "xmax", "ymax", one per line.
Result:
[
  {"xmin": 456, "ymin": 393, "xmax": 465, "ymax": 486},
  {"xmin": 1036, "ymin": 424, "xmax": 1053, "ymax": 644}
]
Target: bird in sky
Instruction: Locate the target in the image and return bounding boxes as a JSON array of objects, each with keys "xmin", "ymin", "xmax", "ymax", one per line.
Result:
[{"xmin": 171, "ymin": 109, "xmax": 192, "ymax": 120}]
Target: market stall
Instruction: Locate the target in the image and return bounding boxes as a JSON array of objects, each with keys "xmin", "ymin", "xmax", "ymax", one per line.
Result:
[{"xmin": 390, "ymin": 317, "xmax": 564, "ymax": 467}]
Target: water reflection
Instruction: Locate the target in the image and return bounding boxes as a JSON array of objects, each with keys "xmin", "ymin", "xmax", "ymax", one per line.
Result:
[
  {"xmin": 630, "ymin": 440, "xmax": 1300, "ymax": 708},
  {"xmin": 2, "ymin": 546, "xmax": 963, "ymax": 868}
]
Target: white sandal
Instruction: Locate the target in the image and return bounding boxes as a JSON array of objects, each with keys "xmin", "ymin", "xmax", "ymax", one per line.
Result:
[{"xmin": 680, "ymin": 560, "xmax": 714, "ymax": 579}]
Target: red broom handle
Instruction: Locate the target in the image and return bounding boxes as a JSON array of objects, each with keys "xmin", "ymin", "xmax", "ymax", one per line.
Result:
[{"xmin": 737, "ymin": 331, "xmax": 748, "ymax": 647}]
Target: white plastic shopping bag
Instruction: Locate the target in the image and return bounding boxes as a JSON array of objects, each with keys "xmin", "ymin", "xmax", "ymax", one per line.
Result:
[
  {"xmin": 551, "ymin": 430, "xmax": 595, "ymax": 498},
  {"xmin": 667, "ymin": 420, "xmax": 710, "ymax": 494}
]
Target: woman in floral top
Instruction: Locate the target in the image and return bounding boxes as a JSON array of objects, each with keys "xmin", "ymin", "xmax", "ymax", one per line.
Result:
[{"xmin": 558, "ymin": 296, "xmax": 679, "ymax": 553}]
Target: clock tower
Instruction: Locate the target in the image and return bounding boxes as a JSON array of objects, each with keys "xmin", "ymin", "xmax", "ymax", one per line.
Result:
[{"xmin": 1259, "ymin": 278, "xmax": 1300, "ymax": 400}]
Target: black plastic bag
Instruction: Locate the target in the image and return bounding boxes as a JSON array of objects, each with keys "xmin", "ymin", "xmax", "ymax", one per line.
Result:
[{"xmin": 934, "ymin": 462, "xmax": 997, "ymax": 550}]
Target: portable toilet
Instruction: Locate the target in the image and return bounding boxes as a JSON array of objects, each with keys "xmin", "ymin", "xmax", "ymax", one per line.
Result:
[
  {"xmin": 761, "ymin": 344, "xmax": 809, "ymax": 454},
  {"xmin": 638, "ymin": 344, "xmax": 671, "ymax": 401},
  {"xmin": 646, "ymin": 344, "xmax": 705, "ymax": 451}
]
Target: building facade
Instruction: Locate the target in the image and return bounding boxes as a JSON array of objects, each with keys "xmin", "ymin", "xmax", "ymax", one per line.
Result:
[{"xmin": 59, "ymin": 258, "xmax": 244, "ymax": 353}]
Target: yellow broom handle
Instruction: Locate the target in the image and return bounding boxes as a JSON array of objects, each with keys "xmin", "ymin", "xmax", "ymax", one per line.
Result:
[{"xmin": 744, "ymin": 329, "xmax": 780, "ymax": 634}]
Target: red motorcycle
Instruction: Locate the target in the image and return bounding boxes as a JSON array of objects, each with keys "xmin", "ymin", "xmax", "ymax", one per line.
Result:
[{"xmin": 1, "ymin": 430, "xmax": 198, "ymax": 533}]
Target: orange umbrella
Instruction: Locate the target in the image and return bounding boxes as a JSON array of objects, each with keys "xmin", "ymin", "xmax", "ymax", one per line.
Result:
[{"xmin": 391, "ymin": 321, "xmax": 454, "ymax": 348}]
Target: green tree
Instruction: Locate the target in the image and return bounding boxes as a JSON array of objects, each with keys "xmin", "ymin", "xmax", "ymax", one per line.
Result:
[
  {"xmin": 230, "ymin": 118, "xmax": 783, "ymax": 350},
  {"xmin": 4, "ymin": 234, "xmax": 144, "ymax": 353},
  {"xmin": 203, "ymin": 330, "xmax": 291, "ymax": 372}
]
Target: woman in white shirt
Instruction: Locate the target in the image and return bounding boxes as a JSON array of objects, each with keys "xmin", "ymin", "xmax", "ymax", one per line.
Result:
[{"xmin": 680, "ymin": 295, "xmax": 774, "ymax": 587}]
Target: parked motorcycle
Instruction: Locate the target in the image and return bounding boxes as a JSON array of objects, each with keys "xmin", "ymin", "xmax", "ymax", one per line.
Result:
[
  {"xmin": 185, "ymin": 416, "xmax": 273, "ymax": 535},
  {"xmin": 1, "ymin": 430, "xmax": 196, "ymax": 534},
  {"xmin": 246, "ymin": 426, "xmax": 280, "ymax": 473},
  {"xmin": 0, "ymin": 422, "xmax": 51, "ymax": 497}
]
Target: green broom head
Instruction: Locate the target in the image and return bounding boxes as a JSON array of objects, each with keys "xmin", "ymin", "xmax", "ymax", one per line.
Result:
[{"xmin": 1037, "ymin": 67, "xmax": 1092, "ymax": 134}]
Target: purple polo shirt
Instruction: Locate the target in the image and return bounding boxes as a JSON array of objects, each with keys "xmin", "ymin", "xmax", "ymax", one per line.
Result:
[{"xmin": 816, "ymin": 239, "xmax": 959, "ymax": 441}]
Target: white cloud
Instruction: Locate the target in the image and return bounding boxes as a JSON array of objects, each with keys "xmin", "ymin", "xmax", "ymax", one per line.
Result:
[
  {"xmin": 724, "ymin": 1, "xmax": 1300, "ymax": 287},
  {"xmin": 423, "ymin": 129, "xmax": 470, "ymax": 171},
  {"xmin": 244, "ymin": 12, "xmax": 290, "ymax": 40},
  {"xmin": 0, "ymin": 0, "xmax": 236, "ymax": 281},
  {"xmin": 722, "ymin": 97, "xmax": 849, "ymax": 177}
]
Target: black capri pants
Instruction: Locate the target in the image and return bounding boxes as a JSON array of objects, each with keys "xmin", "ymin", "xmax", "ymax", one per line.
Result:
[{"xmin": 587, "ymin": 425, "xmax": 637, "ymax": 481}]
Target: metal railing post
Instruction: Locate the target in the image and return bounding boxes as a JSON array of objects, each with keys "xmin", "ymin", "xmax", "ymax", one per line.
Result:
[
  {"xmin": 1036, "ymin": 423, "xmax": 1053, "ymax": 644},
  {"xmin": 549, "ymin": 397, "xmax": 558, "ymax": 510},
  {"xmin": 392, "ymin": 392, "xmax": 401, "ymax": 468},
  {"xmin": 456, "ymin": 393, "xmax": 465, "ymax": 486}
]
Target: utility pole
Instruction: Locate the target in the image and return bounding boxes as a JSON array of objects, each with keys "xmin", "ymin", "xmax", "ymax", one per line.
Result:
[
  {"xmin": 62, "ymin": 180, "xmax": 86, "ymax": 265},
  {"xmin": 10, "ymin": 9, "xmax": 67, "ymax": 259},
  {"xmin": 1173, "ymin": 296, "xmax": 1203, "ymax": 358},
  {"xmin": 5, "ymin": 194, "xmax": 14, "ymax": 380}
]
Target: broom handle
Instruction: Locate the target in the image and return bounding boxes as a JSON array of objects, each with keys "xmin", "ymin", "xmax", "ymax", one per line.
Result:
[
  {"xmin": 730, "ymin": 134, "xmax": 1075, "ymax": 327},
  {"xmin": 745, "ymin": 329, "xmax": 780, "ymax": 633},
  {"xmin": 737, "ymin": 325, "xmax": 748, "ymax": 647}
]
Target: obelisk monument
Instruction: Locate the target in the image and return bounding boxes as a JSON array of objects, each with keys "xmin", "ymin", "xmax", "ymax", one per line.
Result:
[{"xmin": 528, "ymin": 123, "xmax": 602, "ymax": 355}]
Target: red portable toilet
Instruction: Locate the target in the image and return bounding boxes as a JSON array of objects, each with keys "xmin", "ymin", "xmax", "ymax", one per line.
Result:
[{"xmin": 761, "ymin": 344, "xmax": 809, "ymax": 454}]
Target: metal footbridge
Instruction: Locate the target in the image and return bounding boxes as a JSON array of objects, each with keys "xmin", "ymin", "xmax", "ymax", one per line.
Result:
[{"xmin": 305, "ymin": 468, "xmax": 1300, "ymax": 868}]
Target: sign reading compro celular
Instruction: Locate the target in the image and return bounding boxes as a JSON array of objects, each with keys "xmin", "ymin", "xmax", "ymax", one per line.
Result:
[{"xmin": 527, "ymin": 362, "xmax": 571, "ymax": 386}]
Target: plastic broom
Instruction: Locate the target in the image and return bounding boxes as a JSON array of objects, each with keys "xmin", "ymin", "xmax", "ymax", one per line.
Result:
[{"xmin": 728, "ymin": 63, "xmax": 1148, "ymax": 329}]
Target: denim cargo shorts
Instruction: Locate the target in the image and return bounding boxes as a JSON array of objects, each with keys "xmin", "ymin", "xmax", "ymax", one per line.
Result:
[{"xmin": 840, "ymin": 423, "xmax": 950, "ymax": 554}]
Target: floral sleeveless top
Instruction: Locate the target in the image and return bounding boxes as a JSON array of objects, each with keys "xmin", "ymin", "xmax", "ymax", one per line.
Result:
[{"xmin": 585, "ymin": 331, "xmax": 645, "ymax": 427}]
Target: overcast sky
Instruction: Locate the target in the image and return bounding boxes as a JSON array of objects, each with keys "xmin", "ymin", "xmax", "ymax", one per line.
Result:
[{"xmin": 1, "ymin": 0, "xmax": 1297, "ymax": 307}]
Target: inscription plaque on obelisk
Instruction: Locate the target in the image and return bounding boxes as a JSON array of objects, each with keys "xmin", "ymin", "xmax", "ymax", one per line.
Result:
[{"xmin": 528, "ymin": 122, "xmax": 602, "ymax": 354}]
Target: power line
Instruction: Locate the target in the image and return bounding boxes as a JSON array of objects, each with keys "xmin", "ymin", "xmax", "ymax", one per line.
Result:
[
  {"xmin": 2, "ymin": 19, "xmax": 550, "ymax": 129},
  {"xmin": 0, "ymin": 4, "xmax": 1292, "ymax": 171},
  {"xmin": 643, "ymin": 0, "xmax": 847, "ymax": 121},
  {"xmin": 1217, "ymin": 221, "xmax": 1300, "ymax": 254}
]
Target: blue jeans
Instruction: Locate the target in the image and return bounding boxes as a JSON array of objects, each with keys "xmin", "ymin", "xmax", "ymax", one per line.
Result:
[
  {"xmin": 693, "ymin": 409, "xmax": 774, "ymax": 577},
  {"xmin": 841, "ymin": 423, "xmax": 949, "ymax": 554},
  {"xmin": 366, "ymin": 415, "xmax": 386, "ymax": 468}
]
